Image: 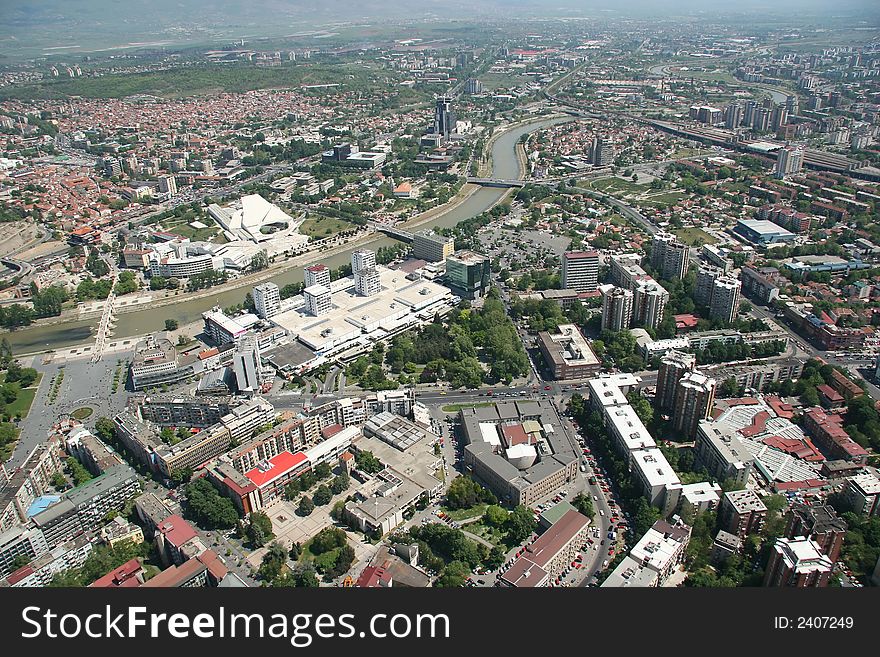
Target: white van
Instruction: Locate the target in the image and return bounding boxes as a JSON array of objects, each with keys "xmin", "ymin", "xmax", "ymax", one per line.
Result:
[{"xmin": 599, "ymin": 510, "xmax": 605, "ymax": 516}]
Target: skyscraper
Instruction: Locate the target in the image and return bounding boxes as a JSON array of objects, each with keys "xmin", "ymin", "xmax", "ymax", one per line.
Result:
[
  {"xmin": 158, "ymin": 174, "xmax": 177, "ymax": 196},
  {"xmin": 633, "ymin": 281, "xmax": 668, "ymax": 331},
  {"xmin": 694, "ymin": 264, "xmax": 722, "ymax": 308},
  {"xmin": 351, "ymin": 249, "xmax": 376, "ymax": 275},
  {"xmin": 599, "ymin": 284, "xmax": 634, "ymax": 332},
  {"xmin": 775, "ymin": 146, "xmax": 803, "ymax": 179},
  {"xmin": 651, "ymin": 233, "xmax": 691, "ymax": 281},
  {"xmin": 445, "ymin": 251, "xmax": 490, "ymax": 300},
  {"xmin": 655, "ymin": 350, "xmax": 696, "ymax": 412},
  {"xmin": 672, "ymin": 371, "xmax": 717, "ymax": 440},
  {"xmin": 724, "ymin": 103, "xmax": 743, "ymax": 130},
  {"xmin": 561, "ymin": 251, "xmax": 599, "ymax": 292},
  {"xmin": 304, "ymin": 264, "xmax": 331, "ymax": 289},
  {"xmin": 465, "ymin": 78, "xmax": 483, "ymax": 95},
  {"xmin": 434, "ymin": 96, "xmax": 456, "ymax": 139},
  {"xmin": 252, "ymin": 282, "xmax": 280, "ymax": 320},
  {"xmin": 763, "ymin": 537, "xmax": 833, "ymax": 588},
  {"xmin": 709, "ymin": 276, "xmax": 741, "ymax": 324},
  {"xmin": 590, "ymin": 137, "xmax": 613, "ymax": 166}
]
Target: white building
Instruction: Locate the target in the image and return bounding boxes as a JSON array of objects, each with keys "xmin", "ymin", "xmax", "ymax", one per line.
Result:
[
  {"xmin": 304, "ymin": 284, "xmax": 332, "ymax": 317},
  {"xmin": 709, "ymin": 276, "xmax": 742, "ymax": 324},
  {"xmin": 351, "ymin": 249, "xmax": 377, "ymax": 275},
  {"xmin": 304, "ymin": 264, "xmax": 331, "ymax": 289},
  {"xmin": 354, "ymin": 267, "xmax": 381, "ymax": 297},
  {"xmin": 845, "ymin": 472, "xmax": 880, "ymax": 516},
  {"xmin": 253, "ymin": 282, "xmax": 281, "ymax": 320}
]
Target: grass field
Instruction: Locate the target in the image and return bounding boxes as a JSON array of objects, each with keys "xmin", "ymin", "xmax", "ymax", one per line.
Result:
[
  {"xmin": 589, "ymin": 177, "xmax": 648, "ymax": 195},
  {"xmin": 299, "ymin": 215, "xmax": 354, "ymax": 239},
  {"xmin": 165, "ymin": 223, "xmax": 222, "ymax": 242},
  {"xmin": 441, "ymin": 504, "xmax": 488, "ymax": 522},
  {"xmin": 672, "ymin": 227, "xmax": 718, "ymax": 246},
  {"xmin": 71, "ymin": 407, "xmax": 94, "ymax": 420},
  {"xmin": 8, "ymin": 387, "xmax": 37, "ymax": 418},
  {"xmin": 640, "ymin": 191, "xmax": 688, "ymax": 207}
]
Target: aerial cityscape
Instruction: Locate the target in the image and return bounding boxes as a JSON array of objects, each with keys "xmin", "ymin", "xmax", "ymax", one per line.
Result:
[{"xmin": 2, "ymin": 0, "xmax": 880, "ymax": 593}]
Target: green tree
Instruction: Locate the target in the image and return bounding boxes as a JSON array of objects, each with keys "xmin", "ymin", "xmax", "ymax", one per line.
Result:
[
  {"xmin": 298, "ymin": 495, "xmax": 315, "ymax": 516},
  {"xmin": 184, "ymin": 478, "xmax": 240, "ymax": 528},
  {"xmin": 258, "ymin": 541, "xmax": 288, "ymax": 583},
  {"xmin": 246, "ymin": 511, "xmax": 274, "ymax": 548},
  {"xmin": 504, "ymin": 505, "xmax": 537, "ymax": 544},
  {"xmin": 164, "ymin": 319, "xmax": 178, "ymax": 331},
  {"xmin": 313, "ymin": 484, "xmax": 332, "ymax": 506},
  {"xmin": 571, "ymin": 493, "xmax": 595, "ymax": 519}
]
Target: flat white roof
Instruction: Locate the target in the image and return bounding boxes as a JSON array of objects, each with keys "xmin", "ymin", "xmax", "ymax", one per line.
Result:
[
  {"xmin": 631, "ymin": 448, "xmax": 680, "ymax": 488},
  {"xmin": 478, "ymin": 422, "xmax": 502, "ymax": 446},
  {"xmin": 587, "ymin": 377, "xmax": 629, "ymax": 408},
  {"xmin": 606, "ymin": 405, "xmax": 655, "ymax": 451}
]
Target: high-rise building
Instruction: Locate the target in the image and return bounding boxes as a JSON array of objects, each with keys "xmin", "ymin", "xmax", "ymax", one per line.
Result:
[
  {"xmin": 232, "ymin": 336, "xmax": 264, "ymax": 395},
  {"xmin": 633, "ymin": 281, "xmax": 668, "ymax": 330},
  {"xmin": 590, "ymin": 137, "xmax": 614, "ymax": 166},
  {"xmin": 412, "ymin": 230, "xmax": 455, "ymax": 262},
  {"xmin": 694, "ymin": 264, "xmax": 722, "ymax": 308},
  {"xmin": 303, "ymin": 284, "xmax": 331, "ymax": 317},
  {"xmin": 561, "ymin": 251, "xmax": 599, "ymax": 292},
  {"xmin": 785, "ymin": 504, "xmax": 847, "ymax": 564},
  {"xmin": 651, "ymin": 233, "xmax": 690, "ymax": 281},
  {"xmin": 599, "ymin": 284, "xmax": 634, "ymax": 332},
  {"xmin": 751, "ymin": 108, "xmax": 771, "ymax": 132},
  {"xmin": 351, "ymin": 249, "xmax": 376, "ymax": 275},
  {"xmin": 433, "ymin": 96, "xmax": 456, "ymax": 138},
  {"xmin": 609, "ymin": 254, "xmax": 643, "ymax": 288},
  {"xmin": 786, "ymin": 95, "xmax": 799, "ymax": 116},
  {"xmin": 775, "ymin": 146, "xmax": 804, "ymax": 179},
  {"xmin": 724, "ymin": 103, "xmax": 743, "ymax": 130},
  {"xmin": 304, "ymin": 264, "xmax": 331, "ymax": 289},
  {"xmin": 672, "ymin": 371, "xmax": 716, "ymax": 440},
  {"xmin": 465, "ymin": 78, "xmax": 483, "ymax": 95},
  {"xmin": 743, "ymin": 100, "xmax": 757, "ymax": 128},
  {"xmin": 445, "ymin": 251, "xmax": 490, "ymax": 300},
  {"xmin": 157, "ymin": 174, "xmax": 177, "ymax": 196},
  {"xmin": 763, "ymin": 537, "xmax": 833, "ymax": 587},
  {"xmin": 655, "ymin": 350, "xmax": 696, "ymax": 413},
  {"xmin": 252, "ymin": 282, "xmax": 280, "ymax": 320},
  {"xmin": 354, "ymin": 267, "xmax": 381, "ymax": 297},
  {"xmin": 709, "ymin": 276, "xmax": 741, "ymax": 324}
]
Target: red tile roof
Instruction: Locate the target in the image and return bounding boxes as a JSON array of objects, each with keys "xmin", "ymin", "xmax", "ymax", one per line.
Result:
[
  {"xmin": 89, "ymin": 558, "xmax": 144, "ymax": 588},
  {"xmin": 157, "ymin": 515, "xmax": 198, "ymax": 548}
]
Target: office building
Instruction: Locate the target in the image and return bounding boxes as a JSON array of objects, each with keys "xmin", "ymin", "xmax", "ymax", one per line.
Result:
[
  {"xmin": 694, "ymin": 265, "xmax": 722, "ymax": 308},
  {"xmin": 537, "ymin": 324, "xmax": 601, "ymax": 380},
  {"xmin": 763, "ymin": 537, "xmax": 833, "ymax": 587},
  {"xmin": 433, "ymin": 96, "xmax": 456, "ymax": 138},
  {"xmin": 0, "ymin": 442, "xmax": 64, "ymax": 533},
  {"xmin": 844, "ymin": 472, "xmax": 880, "ymax": 516},
  {"xmin": 633, "ymin": 280, "xmax": 668, "ymax": 331},
  {"xmin": 304, "ymin": 264, "xmax": 331, "ymax": 289},
  {"xmin": 651, "ymin": 234, "xmax": 690, "ymax": 281},
  {"xmin": 672, "ymin": 371, "xmax": 716, "ymax": 440},
  {"xmin": 130, "ymin": 335, "xmax": 195, "ymax": 391},
  {"xmin": 599, "ymin": 284, "xmax": 634, "ymax": 332},
  {"xmin": 695, "ymin": 421, "xmax": 754, "ymax": 489},
  {"xmin": 351, "ymin": 249, "xmax": 376, "ymax": 275},
  {"xmin": 785, "ymin": 504, "xmax": 847, "ymax": 563},
  {"xmin": 445, "ymin": 251, "xmax": 490, "ymax": 300},
  {"xmin": 655, "ymin": 350, "xmax": 696, "ymax": 413},
  {"xmin": 500, "ymin": 509, "xmax": 590, "ymax": 587},
  {"xmin": 354, "ymin": 266, "xmax": 381, "ymax": 297},
  {"xmin": 412, "ymin": 231, "xmax": 455, "ymax": 262},
  {"xmin": 740, "ymin": 266, "xmax": 780, "ymax": 305},
  {"xmin": 561, "ymin": 250, "xmax": 599, "ymax": 292},
  {"xmin": 590, "ymin": 137, "xmax": 613, "ymax": 166},
  {"xmin": 775, "ymin": 146, "xmax": 804, "ymax": 179},
  {"xmin": 303, "ymin": 284, "xmax": 332, "ymax": 316},
  {"xmin": 719, "ymin": 490, "xmax": 767, "ymax": 538},
  {"xmin": 252, "ymin": 282, "xmax": 280, "ymax": 320},
  {"xmin": 157, "ymin": 174, "xmax": 177, "ymax": 196},
  {"xmin": 709, "ymin": 276, "xmax": 741, "ymax": 324}
]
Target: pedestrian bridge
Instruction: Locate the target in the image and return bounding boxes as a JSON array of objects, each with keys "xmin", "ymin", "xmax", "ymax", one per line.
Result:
[{"xmin": 466, "ymin": 177, "xmax": 526, "ymax": 188}]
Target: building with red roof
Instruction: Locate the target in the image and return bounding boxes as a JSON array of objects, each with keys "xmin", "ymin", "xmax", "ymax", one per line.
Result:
[
  {"xmin": 802, "ymin": 408, "xmax": 868, "ymax": 464},
  {"xmin": 243, "ymin": 450, "xmax": 309, "ymax": 505},
  {"xmin": 89, "ymin": 558, "xmax": 145, "ymax": 588},
  {"xmin": 500, "ymin": 509, "xmax": 590, "ymax": 588},
  {"xmin": 817, "ymin": 384, "xmax": 844, "ymax": 409}
]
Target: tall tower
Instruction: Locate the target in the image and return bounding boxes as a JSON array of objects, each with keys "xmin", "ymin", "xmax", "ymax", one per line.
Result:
[
  {"xmin": 651, "ymin": 233, "xmax": 690, "ymax": 281},
  {"xmin": 253, "ymin": 282, "xmax": 280, "ymax": 320},
  {"xmin": 763, "ymin": 537, "xmax": 833, "ymax": 587},
  {"xmin": 709, "ymin": 276, "xmax": 742, "ymax": 324},
  {"xmin": 694, "ymin": 265, "xmax": 722, "ymax": 308},
  {"xmin": 434, "ymin": 96, "xmax": 456, "ymax": 138},
  {"xmin": 672, "ymin": 371, "xmax": 717, "ymax": 440},
  {"xmin": 561, "ymin": 251, "xmax": 599, "ymax": 292},
  {"xmin": 655, "ymin": 350, "xmax": 696, "ymax": 412},
  {"xmin": 599, "ymin": 284, "xmax": 634, "ymax": 332},
  {"xmin": 351, "ymin": 249, "xmax": 376, "ymax": 275},
  {"xmin": 304, "ymin": 264, "xmax": 331, "ymax": 289}
]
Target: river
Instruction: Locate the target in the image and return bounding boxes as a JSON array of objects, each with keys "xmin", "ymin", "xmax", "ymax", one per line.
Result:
[{"xmin": 5, "ymin": 115, "xmax": 571, "ymax": 354}]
